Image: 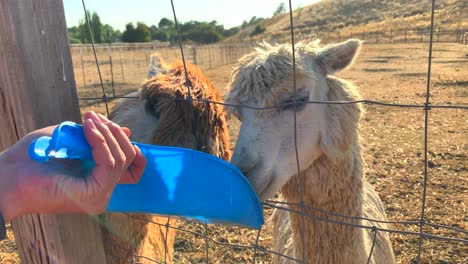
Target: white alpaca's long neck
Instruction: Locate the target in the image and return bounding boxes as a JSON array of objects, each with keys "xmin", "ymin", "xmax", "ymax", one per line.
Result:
[{"xmin": 280, "ymin": 145, "xmax": 369, "ymax": 264}]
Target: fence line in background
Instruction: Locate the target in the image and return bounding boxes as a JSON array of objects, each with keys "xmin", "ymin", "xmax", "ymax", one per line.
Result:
[
  {"xmin": 262, "ymin": 27, "xmax": 464, "ymax": 44},
  {"xmin": 70, "ymin": 27, "xmax": 464, "ymax": 97}
]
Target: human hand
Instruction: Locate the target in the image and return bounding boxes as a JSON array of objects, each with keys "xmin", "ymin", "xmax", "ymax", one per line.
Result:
[{"xmin": 0, "ymin": 111, "xmax": 146, "ymax": 221}]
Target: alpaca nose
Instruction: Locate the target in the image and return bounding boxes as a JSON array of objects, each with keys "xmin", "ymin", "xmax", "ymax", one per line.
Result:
[{"xmin": 231, "ymin": 147, "xmax": 258, "ymax": 174}]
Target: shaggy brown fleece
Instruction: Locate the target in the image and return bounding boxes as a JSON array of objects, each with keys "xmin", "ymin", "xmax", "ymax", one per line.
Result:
[{"xmin": 142, "ymin": 60, "xmax": 231, "ymax": 160}]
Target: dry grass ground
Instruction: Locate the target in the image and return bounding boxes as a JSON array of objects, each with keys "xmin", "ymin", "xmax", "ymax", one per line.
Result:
[{"xmin": 1, "ymin": 43, "xmax": 466, "ymax": 263}]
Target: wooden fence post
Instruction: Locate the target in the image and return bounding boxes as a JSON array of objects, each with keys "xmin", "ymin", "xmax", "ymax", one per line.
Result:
[
  {"xmin": 119, "ymin": 46, "xmax": 125, "ymax": 82},
  {"xmin": 192, "ymin": 46, "xmax": 197, "ymax": 65},
  {"xmin": 0, "ymin": 1, "xmax": 107, "ymax": 263},
  {"xmin": 208, "ymin": 45, "xmax": 213, "ymax": 69},
  {"xmin": 108, "ymin": 45, "xmax": 115, "ymax": 97},
  {"xmin": 80, "ymin": 45, "xmax": 87, "ymax": 89}
]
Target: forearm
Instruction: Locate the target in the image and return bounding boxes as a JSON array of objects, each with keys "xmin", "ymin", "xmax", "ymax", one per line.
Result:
[
  {"xmin": 0, "ymin": 157, "xmax": 84, "ymax": 221},
  {"xmin": 0, "ymin": 155, "xmax": 20, "ymax": 222}
]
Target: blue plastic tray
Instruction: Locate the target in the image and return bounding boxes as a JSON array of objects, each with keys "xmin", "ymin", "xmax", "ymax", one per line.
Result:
[{"xmin": 28, "ymin": 121, "xmax": 264, "ymax": 229}]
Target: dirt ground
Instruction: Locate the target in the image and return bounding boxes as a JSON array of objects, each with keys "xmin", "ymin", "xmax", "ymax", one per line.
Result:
[{"xmin": 1, "ymin": 43, "xmax": 466, "ymax": 263}]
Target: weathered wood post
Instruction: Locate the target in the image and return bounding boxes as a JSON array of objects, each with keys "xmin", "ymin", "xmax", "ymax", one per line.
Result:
[
  {"xmin": 119, "ymin": 45, "xmax": 126, "ymax": 82},
  {"xmin": 0, "ymin": 0, "xmax": 107, "ymax": 263},
  {"xmin": 80, "ymin": 45, "xmax": 87, "ymax": 90},
  {"xmin": 208, "ymin": 45, "xmax": 213, "ymax": 69},
  {"xmin": 192, "ymin": 46, "xmax": 198, "ymax": 65},
  {"xmin": 108, "ymin": 45, "xmax": 116, "ymax": 97}
]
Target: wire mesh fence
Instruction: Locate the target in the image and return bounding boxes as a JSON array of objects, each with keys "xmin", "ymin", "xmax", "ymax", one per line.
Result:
[
  {"xmin": 74, "ymin": 0, "xmax": 467, "ymax": 263},
  {"xmin": 71, "ymin": 42, "xmax": 254, "ymax": 99},
  {"xmin": 272, "ymin": 27, "xmax": 464, "ymax": 45},
  {"xmin": 71, "ymin": 29, "xmax": 463, "ymax": 104}
]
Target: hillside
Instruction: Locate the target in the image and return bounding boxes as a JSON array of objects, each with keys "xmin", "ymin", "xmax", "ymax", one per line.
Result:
[{"xmin": 225, "ymin": 0, "xmax": 467, "ymax": 43}]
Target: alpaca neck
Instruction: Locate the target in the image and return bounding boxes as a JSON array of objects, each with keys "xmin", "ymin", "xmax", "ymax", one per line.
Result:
[{"xmin": 281, "ymin": 146, "xmax": 369, "ymax": 263}]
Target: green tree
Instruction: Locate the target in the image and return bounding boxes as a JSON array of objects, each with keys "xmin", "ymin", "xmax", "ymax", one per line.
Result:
[
  {"xmin": 158, "ymin": 18, "xmax": 174, "ymax": 29},
  {"xmin": 121, "ymin": 23, "xmax": 137, "ymax": 42},
  {"xmin": 76, "ymin": 10, "xmax": 112, "ymax": 44},
  {"xmin": 68, "ymin": 26, "xmax": 81, "ymax": 43},
  {"xmin": 135, "ymin": 22, "xmax": 152, "ymax": 42},
  {"xmin": 102, "ymin": 24, "xmax": 119, "ymax": 43},
  {"xmin": 91, "ymin": 12, "xmax": 103, "ymax": 43},
  {"xmin": 150, "ymin": 25, "xmax": 168, "ymax": 42},
  {"xmin": 274, "ymin": 2, "xmax": 286, "ymax": 16},
  {"xmin": 250, "ymin": 25, "xmax": 265, "ymax": 36},
  {"xmin": 121, "ymin": 22, "xmax": 151, "ymax": 42},
  {"xmin": 223, "ymin": 27, "xmax": 240, "ymax": 38},
  {"xmin": 119, "ymin": 18, "xmax": 240, "ymax": 44},
  {"xmin": 182, "ymin": 21, "xmax": 224, "ymax": 43},
  {"xmin": 241, "ymin": 20, "xmax": 248, "ymax": 29}
]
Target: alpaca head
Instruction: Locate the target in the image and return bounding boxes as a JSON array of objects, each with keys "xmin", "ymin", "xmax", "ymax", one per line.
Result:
[
  {"xmin": 225, "ymin": 39, "xmax": 363, "ymax": 200},
  {"xmin": 111, "ymin": 56, "xmax": 231, "ymax": 161},
  {"xmin": 143, "ymin": 60, "xmax": 231, "ymax": 161}
]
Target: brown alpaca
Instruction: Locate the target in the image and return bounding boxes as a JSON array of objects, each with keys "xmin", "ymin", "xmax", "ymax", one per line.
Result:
[
  {"xmin": 225, "ymin": 39, "xmax": 395, "ymax": 263},
  {"xmin": 100, "ymin": 54, "xmax": 231, "ymax": 263}
]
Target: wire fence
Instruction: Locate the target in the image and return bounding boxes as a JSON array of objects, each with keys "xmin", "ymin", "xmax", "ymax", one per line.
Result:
[
  {"xmin": 70, "ymin": 42, "xmax": 254, "ymax": 98},
  {"xmin": 76, "ymin": 0, "xmax": 467, "ymax": 263},
  {"xmin": 272, "ymin": 27, "xmax": 465, "ymax": 45},
  {"xmin": 70, "ymin": 28, "xmax": 464, "ymax": 100}
]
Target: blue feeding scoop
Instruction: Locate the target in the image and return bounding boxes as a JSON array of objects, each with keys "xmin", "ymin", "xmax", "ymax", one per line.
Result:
[{"xmin": 28, "ymin": 121, "xmax": 264, "ymax": 229}]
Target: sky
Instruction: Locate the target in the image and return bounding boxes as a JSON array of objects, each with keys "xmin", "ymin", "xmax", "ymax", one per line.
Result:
[{"xmin": 63, "ymin": 0, "xmax": 322, "ymax": 30}]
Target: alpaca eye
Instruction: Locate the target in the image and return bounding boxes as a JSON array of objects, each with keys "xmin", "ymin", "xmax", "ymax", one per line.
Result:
[{"xmin": 281, "ymin": 96, "xmax": 309, "ymax": 111}]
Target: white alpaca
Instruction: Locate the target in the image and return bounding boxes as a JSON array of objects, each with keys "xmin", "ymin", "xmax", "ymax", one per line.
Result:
[{"xmin": 225, "ymin": 39, "xmax": 395, "ymax": 263}]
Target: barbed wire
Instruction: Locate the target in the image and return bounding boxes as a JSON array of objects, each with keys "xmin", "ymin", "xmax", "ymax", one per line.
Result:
[{"xmin": 78, "ymin": 0, "xmax": 467, "ymax": 263}]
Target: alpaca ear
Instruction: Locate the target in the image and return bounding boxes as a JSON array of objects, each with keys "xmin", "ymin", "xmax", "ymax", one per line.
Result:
[
  {"xmin": 147, "ymin": 53, "xmax": 168, "ymax": 78},
  {"xmin": 317, "ymin": 39, "xmax": 362, "ymax": 74}
]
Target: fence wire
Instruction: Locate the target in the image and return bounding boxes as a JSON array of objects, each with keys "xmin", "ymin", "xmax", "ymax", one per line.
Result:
[
  {"xmin": 417, "ymin": 0, "xmax": 437, "ymax": 261},
  {"xmin": 78, "ymin": 0, "xmax": 468, "ymax": 263}
]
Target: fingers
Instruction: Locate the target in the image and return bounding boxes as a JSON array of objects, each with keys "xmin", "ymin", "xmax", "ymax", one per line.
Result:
[
  {"xmin": 96, "ymin": 122, "xmax": 127, "ymax": 172},
  {"xmin": 82, "ymin": 119, "xmax": 115, "ymax": 169},
  {"xmin": 89, "ymin": 112, "xmax": 135, "ymax": 170},
  {"xmin": 85, "ymin": 112, "xmax": 131, "ymax": 136},
  {"xmin": 84, "ymin": 112, "xmax": 131, "ymax": 137},
  {"xmin": 119, "ymin": 145, "xmax": 147, "ymax": 184},
  {"xmin": 83, "ymin": 111, "xmax": 144, "ymax": 184}
]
